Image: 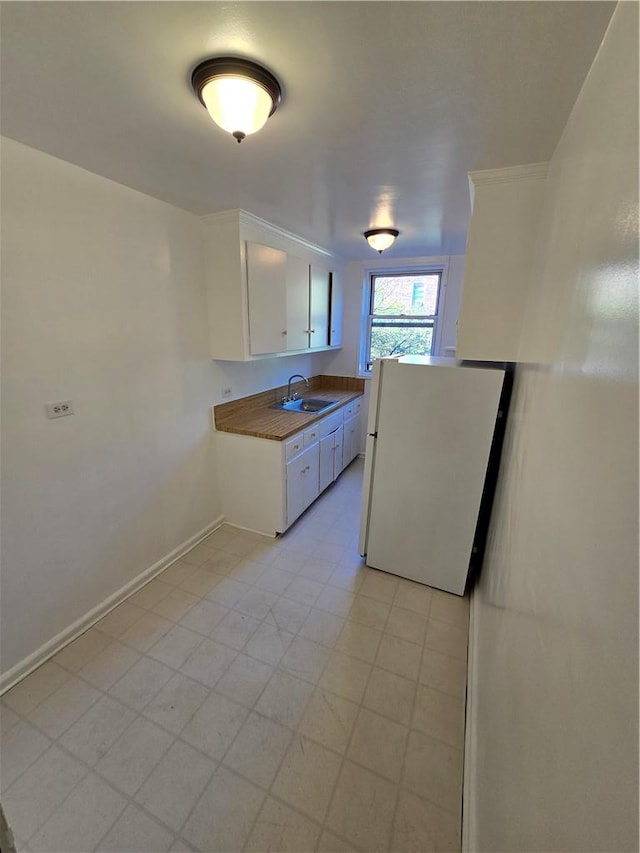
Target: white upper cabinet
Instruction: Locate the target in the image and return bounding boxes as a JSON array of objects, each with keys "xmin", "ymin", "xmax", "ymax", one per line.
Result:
[
  {"xmin": 201, "ymin": 210, "xmax": 344, "ymax": 361},
  {"xmin": 456, "ymin": 163, "xmax": 548, "ymax": 362}
]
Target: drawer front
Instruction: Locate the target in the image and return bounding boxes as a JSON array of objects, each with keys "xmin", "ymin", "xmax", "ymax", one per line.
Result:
[
  {"xmin": 342, "ymin": 398, "xmax": 363, "ymax": 420},
  {"xmin": 304, "ymin": 424, "xmax": 321, "ymax": 447},
  {"xmin": 284, "ymin": 434, "xmax": 305, "ymax": 461},
  {"xmin": 318, "ymin": 412, "xmax": 342, "ymax": 438}
]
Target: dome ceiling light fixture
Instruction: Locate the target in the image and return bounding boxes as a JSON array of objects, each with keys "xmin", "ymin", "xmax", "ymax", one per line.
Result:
[
  {"xmin": 364, "ymin": 228, "xmax": 400, "ymax": 253},
  {"xmin": 191, "ymin": 57, "xmax": 282, "ymax": 143}
]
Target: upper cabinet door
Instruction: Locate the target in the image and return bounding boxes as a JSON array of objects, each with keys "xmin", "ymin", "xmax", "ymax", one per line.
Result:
[
  {"xmin": 329, "ymin": 270, "xmax": 343, "ymax": 347},
  {"xmin": 309, "ymin": 265, "xmax": 330, "ymax": 349},
  {"xmin": 246, "ymin": 242, "xmax": 287, "ymax": 355},
  {"xmin": 286, "ymin": 255, "xmax": 311, "ymax": 351}
]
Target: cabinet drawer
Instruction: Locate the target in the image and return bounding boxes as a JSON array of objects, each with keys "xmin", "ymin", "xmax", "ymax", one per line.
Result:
[
  {"xmin": 304, "ymin": 424, "xmax": 321, "ymax": 446},
  {"xmin": 342, "ymin": 398, "xmax": 362, "ymax": 420},
  {"xmin": 284, "ymin": 434, "xmax": 305, "ymax": 461},
  {"xmin": 318, "ymin": 412, "xmax": 343, "ymax": 438}
]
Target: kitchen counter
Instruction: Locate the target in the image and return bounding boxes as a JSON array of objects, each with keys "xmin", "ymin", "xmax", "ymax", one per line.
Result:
[{"xmin": 213, "ymin": 375, "xmax": 365, "ymax": 440}]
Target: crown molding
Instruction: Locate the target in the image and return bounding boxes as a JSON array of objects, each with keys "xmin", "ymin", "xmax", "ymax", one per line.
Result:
[
  {"xmin": 200, "ymin": 208, "xmax": 338, "ymax": 261},
  {"xmin": 469, "ymin": 162, "xmax": 549, "ymax": 187}
]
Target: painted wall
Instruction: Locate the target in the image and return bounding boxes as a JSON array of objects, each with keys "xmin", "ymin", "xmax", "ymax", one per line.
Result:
[
  {"xmin": 1, "ymin": 138, "xmax": 221, "ymax": 678},
  {"xmin": 465, "ymin": 4, "xmax": 638, "ymax": 851}
]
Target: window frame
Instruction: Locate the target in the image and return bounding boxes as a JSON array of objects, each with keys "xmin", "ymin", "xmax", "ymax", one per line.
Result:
[{"xmin": 360, "ymin": 264, "xmax": 446, "ymax": 374}]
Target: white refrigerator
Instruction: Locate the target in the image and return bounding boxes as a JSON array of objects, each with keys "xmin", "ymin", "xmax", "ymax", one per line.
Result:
[{"xmin": 359, "ymin": 355, "xmax": 509, "ymax": 596}]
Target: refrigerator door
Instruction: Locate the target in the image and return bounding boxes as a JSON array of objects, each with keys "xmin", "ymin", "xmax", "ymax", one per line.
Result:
[{"xmin": 365, "ymin": 359, "xmax": 505, "ymax": 595}]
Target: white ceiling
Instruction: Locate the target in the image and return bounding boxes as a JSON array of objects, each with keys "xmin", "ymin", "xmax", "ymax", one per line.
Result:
[{"xmin": 0, "ymin": 1, "xmax": 614, "ymax": 260}]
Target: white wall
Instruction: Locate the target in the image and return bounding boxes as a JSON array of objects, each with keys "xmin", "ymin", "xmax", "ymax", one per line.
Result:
[
  {"xmin": 465, "ymin": 4, "xmax": 638, "ymax": 851},
  {"xmin": 1, "ymin": 138, "xmax": 221, "ymax": 679}
]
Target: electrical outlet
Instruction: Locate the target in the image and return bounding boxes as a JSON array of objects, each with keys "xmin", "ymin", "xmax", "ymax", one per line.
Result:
[
  {"xmin": 45, "ymin": 400, "xmax": 74, "ymax": 419},
  {"xmin": 222, "ymin": 387, "xmax": 232, "ymax": 399}
]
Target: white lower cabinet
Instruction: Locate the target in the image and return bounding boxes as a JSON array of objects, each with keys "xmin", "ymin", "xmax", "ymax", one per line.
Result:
[
  {"xmin": 286, "ymin": 443, "xmax": 320, "ymax": 528},
  {"xmin": 216, "ymin": 399, "xmax": 362, "ymax": 536}
]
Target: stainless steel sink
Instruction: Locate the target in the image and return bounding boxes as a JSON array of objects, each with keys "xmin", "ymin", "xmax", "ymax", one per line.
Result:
[{"xmin": 270, "ymin": 398, "xmax": 337, "ymax": 413}]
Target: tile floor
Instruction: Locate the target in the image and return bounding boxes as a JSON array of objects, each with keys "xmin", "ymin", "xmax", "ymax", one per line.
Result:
[{"xmin": 0, "ymin": 459, "xmax": 469, "ymax": 853}]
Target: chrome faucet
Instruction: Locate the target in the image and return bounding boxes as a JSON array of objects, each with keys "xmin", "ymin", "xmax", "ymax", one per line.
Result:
[{"xmin": 286, "ymin": 374, "xmax": 309, "ymax": 402}]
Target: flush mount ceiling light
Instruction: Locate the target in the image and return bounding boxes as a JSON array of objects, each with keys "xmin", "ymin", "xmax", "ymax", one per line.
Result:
[
  {"xmin": 364, "ymin": 228, "xmax": 400, "ymax": 253},
  {"xmin": 191, "ymin": 57, "xmax": 282, "ymax": 143}
]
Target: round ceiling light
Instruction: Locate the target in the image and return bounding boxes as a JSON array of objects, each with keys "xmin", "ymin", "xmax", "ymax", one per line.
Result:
[
  {"xmin": 191, "ymin": 57, "xmax": 282, "ymax": 143},
  {"xmin": 364, "ymin": 228, "xmax": 400, "ymax": 253}
]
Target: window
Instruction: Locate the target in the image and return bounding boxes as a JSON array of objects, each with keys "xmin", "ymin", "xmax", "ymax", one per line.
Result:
[{"xmin": 363, "ymin": 270, "xmax": 442, "ymax": 371}]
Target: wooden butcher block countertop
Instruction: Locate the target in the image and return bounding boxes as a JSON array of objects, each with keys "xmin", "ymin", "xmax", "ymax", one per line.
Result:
[{"xmin": 214, "ymin": 375, "xmax": 365, "ymax": 441}]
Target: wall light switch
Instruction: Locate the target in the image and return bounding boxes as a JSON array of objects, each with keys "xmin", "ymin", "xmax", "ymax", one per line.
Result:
[{"xmin": 45, "ymin": 400, "xmax": 74, "ymax": 419}]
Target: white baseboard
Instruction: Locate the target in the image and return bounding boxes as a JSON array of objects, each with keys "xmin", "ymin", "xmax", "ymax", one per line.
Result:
[
  {"xmin": 462, "ymin": 586, "xmax": 478, "ymax": 852},
  {"xmin": 0, "ymin": 514, "xmax": 225, "ymax": 695}
]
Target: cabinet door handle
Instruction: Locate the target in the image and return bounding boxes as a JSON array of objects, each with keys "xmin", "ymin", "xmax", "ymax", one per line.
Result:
[{"xmin": 281, "ymin": 330, "xmax": 287, "ymax": 336}]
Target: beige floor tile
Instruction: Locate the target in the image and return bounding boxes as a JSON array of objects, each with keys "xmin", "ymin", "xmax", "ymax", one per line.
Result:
[
  {"xmin": 299, "ymin": 557, "xmax": 336, "ymax": 583},
  {"xmin": 202, "ymin": 548, "xmax": 242, "ymax": 575},
  {"xmin": 253, "ymin": 565, "xmax": 294, "ymax": 595},
  {"xmin": 3, "ymin": 662, "xmax": 70, "ymax": 715},
  {"xmin": 181, "ymin": 540, "xmax": 217, "ymax": 567},
  {"xmin": 147, "ymin": 624, "xmax": 203, "ymax": 669},
  {"xmin": 181, "ymin": 690, "xmax": 248, "ymax": 760},
  {"xmin": 178, "ymin": 598, "xmax": 229, "ymax": 636},
  {"xmin": 420, "ymin": 649, "xmax": 467, "ymax": 700},
  {"xmin": 272, "ymin": 734, "xmax": 342, "ymax": 823},
  {"xmin": 246, "ymin": 797, "xmax": 321, "ymax": 852},
  {"xmin": 135, "ymin": 740, "xmax": 216, "ymax": 832},
  {"xmin": 425, "ymin": 620, "xmax": 468, "ymax": 662},
  {"xmin": 235, "ymin": 587, "xmax": 280, "ymax": 620},
  {"xmin": 223, "ymin": 533, "xmax": 262, "ymax": 558},
  {"xmin": 317, "ymin": 829, "xmax": 359, "ymax": 852},
  {"xmin": 180, "ymin": 637, "xmax": 237, "ymax": 687},
  {"xmin": 52, "ymin": 628, "xmax": 111, "ymax": 672},
  {"xmin": 244, "ymin": 621, "xmax": 295, "ymax": 665},
  {"xmin": 319, "ymin": 651, "xmax": 372, "ymax": 703},
  {"xmin": 298, "ymin": 688, "xmax": 359, "ymax": 754},
  {"xmin": 95, "ymin": 601, "xmax": 146, "ymax": 638},
  {"xmin": 211, "ymin": 610, "xmax": 260, "ymax": 652},
  {"xmin": 0, "ymin": 702, "xmax": 20, "ymax": 737},
  {"xmin": 0, "ymin": 720, "xmax": 51, "ymax": 792},
  {"xmin": 280, "ymin": 636, "xmax": 331, "ymax": 683},
  {"xmin": 158, "ymin": 559, "xmax": 198, "ymax": 587},
  {"xmin": 411, "ymin": 685, "xmax": 465, "ymax": 749},
  {"xmin": 348, "ymin": 595, "xmax": 390, "ymax": 630},
  {"xmin": 393, "ymin": 581, "xmax": 433, "ymax": 616},
  {"xmin": 204, "ymin": 525, "xmax": 238, "ymax": 550},
  {"xmin": 363, "ymin": 667, "xmax": 416, "ymax": 726},
  {"xmin": 284, "ymin": 575, "xmax": 325, "ymax": 606},
  {"xmin": 299, "ymin": 608, "xmax": 345, "ymax": 647},
  {"xmin": 327, "ymin": 562, "xmax": 366, "ymax": 593},
  {"xmin": 205, "ymin": 576, "xmax": 251, "ymax": 607},
  {"xmin": 143, "ymin": 673, "xmax": 209, "ymax": 734},
  {"xmin": 402, "ymin": 731, "xmax": 463, "ymax": 817},
  {"xmin": 151, "ymin": 587, "xmax": 200, "ymax": 622},
  {"xmin": 95, "ymin": 716, "xmax": 174, "ymax": 796},
  {"xmin": 59, "ymin": 694, "xmax": 136, "ymax": 766},
  {"xmin": 129, "ymin": 578, "xmax": 174, "ymax": 610},
  {"xmin": 29, "ymin": 772, "xmax": 127, "ymax": 853},
  {"xmin": 314, "ymin": 585, "xmax": 356, "ymax": 618},
  {"xmin": 1, "ymin": 744, "xmax": 88, "ymax": 841},
  {"xmin": 264, "ymin": 598, "xmax": 312, "ymax": 632},
  {"xmin": 335, "ymin": 620, "xmax": 382, "ymax": 663},
  {"xmin": 216, "ymin": 653, "xmax": 274, "ymax": 708},
  {"xmin": 376, "ymin": 635, "xmax": 422, "ymax": 680},
  {"xmin": 270, "ymin": 549, "xmax": 308, "ymax": 573},
  {"xmin": 223, "ymin": 711, "xmax": 293, "ymax": 788},
  {"xmin": 255, "ymin": 670, "xmax": 314, "ymax": 728},
  {"xmin": 326, "ymin": 760, "xmax": 397, "ymax": 852},
  {"xmin": 119, "ymin": 611, "xmax": 174, "ymax": 653},
  {"xmin": 359, "ymin": 571, "xmax": 399, "ymax": 604},
  {"xmin": 227, "ymin": 559, "xmax": 268, "ymax": 585},
  {"xmin": 386, "ymin": 606, "xmax": 428, "ymax": 645},
  {"xmin": 109, "ymin": 655, "xmax": 174, "ymax": 711},
  {"xmin": 96, "ymin": 803, "xmax": 174, "ymax": 852},
  {"xmin": 429, "ymin": 590, "xmax": 470, "ymax": 629},
  {"xmin": 26, "ymin": 676, "xmax": 101, "ymax": 738},
  {"xmin": 178, "ymin": 567, "xmax": 222, "ymax": 598},
  {"xmin": 77, "ymin": 640, "xmax": 139, "ymax": 690},
  {"xmin": 246, "ymin": 541, "xmax": 280, "ymax": 566},
  {"xmin": 347, "ymin": 707, "xmax": 408, "ymax": 782},
  {"xmin": 391, "ymin": 788, "xmax": 460, "ymax": 852},
  {"xmin": 182, "ymin": 766, "xmax": 265, "ymax": 852}
]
